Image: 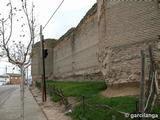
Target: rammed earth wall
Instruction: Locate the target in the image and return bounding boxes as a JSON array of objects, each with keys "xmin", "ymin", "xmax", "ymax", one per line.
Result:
[
  {"xmin": 31, "ymin": 39, "xmax": 57, "ymax": 83},
  {"xmin": 32, "ymin": 1, "xmax": 160, "ymax": 89},
  {"xmin": 32, "ymin": 4, "xmax": 104, "ymax": 82},
  {"xmin": 52, "ymin": 4, "xmax": 103, "ymax": 81},
  {"xmin": 97, "ymin": 0, "xmax": 160, "ymax": 86}
]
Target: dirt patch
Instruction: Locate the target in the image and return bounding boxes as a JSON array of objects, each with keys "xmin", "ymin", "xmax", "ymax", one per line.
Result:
[
  {"xmin": 101, "ymin": 82, "xmax": 140, "ymax": 97},
  {"xmin": 30, "ymin": 86, "xmax": 78, "ymax": 120},
  {"xmin": 101, "ymin": 82, "xmax": 160, "ymax": 99}
]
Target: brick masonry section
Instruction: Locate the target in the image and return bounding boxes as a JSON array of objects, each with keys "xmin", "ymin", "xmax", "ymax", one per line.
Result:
[{"xmin": 10, "ymin": 76, "xmax": 20, "ymax": 84}]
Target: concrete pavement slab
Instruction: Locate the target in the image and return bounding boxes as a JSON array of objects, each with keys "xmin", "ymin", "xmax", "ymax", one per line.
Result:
[{"xmin": 0, "ymin": 85, "xmax": 47, "ymax": 120}]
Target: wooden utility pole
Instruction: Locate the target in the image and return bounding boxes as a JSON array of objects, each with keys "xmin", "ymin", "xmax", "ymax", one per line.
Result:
[
  {"xmin": 40, "ymin": 25, "xmax": 47, "ymax": 102},
  {"xmin": 139, "ymin": 50, "xmax": 146, "ymax": 114}
]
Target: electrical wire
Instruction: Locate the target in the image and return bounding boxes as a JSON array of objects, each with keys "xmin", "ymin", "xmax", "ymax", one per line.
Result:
[{"xmin": 43, "ymin": 0, "xmax": 65, "ymax": 30}]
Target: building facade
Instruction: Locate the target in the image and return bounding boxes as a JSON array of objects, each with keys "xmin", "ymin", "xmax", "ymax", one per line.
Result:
[
  {"xmin": 0, "ymin": 75, "xmax": 10, "ymax": 85},
  {"xmin": 7, "ymin": 73, "xmax": 21, "ymax": 84},
  {"xmin": 97, "ymin": 0, "xmax": 160, "ymax": 83}
]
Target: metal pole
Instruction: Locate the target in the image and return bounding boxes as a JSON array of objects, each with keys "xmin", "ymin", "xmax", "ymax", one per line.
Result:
[
  {"xmin": 42, "ymin": 34, "xmax": 47, "ymax": 101},
  {"xmin": 40, "ymin": 25, "xmax": 44, "ymax": 102},
  {"xmin": 40, "ymin": 25, "xmax": 47, "ymax": 102},
  {"xmin": 6, "ymin": 66, "xmax": 7, "ymax": 74}
]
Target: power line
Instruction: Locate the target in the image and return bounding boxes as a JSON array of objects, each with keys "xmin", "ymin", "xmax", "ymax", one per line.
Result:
[{"xmin": 43, "ymin": 0, "xmax": 65, "ymax": 30}]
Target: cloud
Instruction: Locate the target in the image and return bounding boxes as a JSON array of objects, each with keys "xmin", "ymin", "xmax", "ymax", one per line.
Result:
[{"xmin": 36, "ymin": 0, "xmax": 96, "ymax": 39}]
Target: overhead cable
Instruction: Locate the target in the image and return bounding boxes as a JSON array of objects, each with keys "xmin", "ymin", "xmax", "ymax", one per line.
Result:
[{"xmin": 43, "ymin": 0, "xmax": 65, "ymax": 30}]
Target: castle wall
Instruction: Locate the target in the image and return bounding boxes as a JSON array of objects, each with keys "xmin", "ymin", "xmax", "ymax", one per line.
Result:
[
  {"xmin": 31, "ymin": 39, "xmax": 56, "ymax": 82},
  {"xmin": 97, "ymin": 0, "xmax": 160, "ymax": 85},
  {"xmin": 32, "ymin": 1, "xmax": 160, "ymax": 87},
  {"xmin": 31, "ymin": 46, "xmax": 41, "ymax": 83},
  {"xmin": 53, "ymin": 5, "xmax": 103, "ymax": 81}
]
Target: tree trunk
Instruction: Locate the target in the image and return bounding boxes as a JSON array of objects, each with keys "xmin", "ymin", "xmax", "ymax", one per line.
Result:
[{"xmin": 20, "ymin": 66, "xmax": 25, "ymax": 120}]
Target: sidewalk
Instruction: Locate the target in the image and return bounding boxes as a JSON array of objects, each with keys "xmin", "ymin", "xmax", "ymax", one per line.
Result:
[{"xmin": 0, "ymin": 85, "xmax": 47, "ymax": 120}]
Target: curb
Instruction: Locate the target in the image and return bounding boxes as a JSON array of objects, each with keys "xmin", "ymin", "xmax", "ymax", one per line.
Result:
[{"xmin": 29, "ymin": 87, "xmax": 49, "ymax": 120}]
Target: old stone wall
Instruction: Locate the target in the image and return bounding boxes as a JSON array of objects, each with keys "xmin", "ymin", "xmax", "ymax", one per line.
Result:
[
  {"xmin": 32, "ymin": 0, "xmax": 160, "ymax": 86},
  {"xmin": 97, "ymin": 0, "xmax": 160, "ymax": 86},
  {"xmin": 52, "ymin": 4, "xmax": 103, "ymax": 81},
  {"xmin": 31, "ymin": 39, "xmax": 57, "ymax": 83},
  {"xmin": 32, "ymin": 4, "xmax": 103, "ymax": 82},
  {"xmin": 31, "ymin": 44, "xmax": 41, "ymax": 83}
]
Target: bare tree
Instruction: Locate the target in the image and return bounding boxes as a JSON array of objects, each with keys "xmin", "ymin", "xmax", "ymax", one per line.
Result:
[{"xmin": 0, "ymin": 0, "xmax": 36, "ymax": 119}]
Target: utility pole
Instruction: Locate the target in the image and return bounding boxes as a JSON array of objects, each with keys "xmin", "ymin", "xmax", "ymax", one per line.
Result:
[
  {"xmin": 6, "ymin": 66, "xmax": 7, "ymax": 74},
  {"xmin": 40, "ymin": 25, "xmax": 47, "ymax": 102}
]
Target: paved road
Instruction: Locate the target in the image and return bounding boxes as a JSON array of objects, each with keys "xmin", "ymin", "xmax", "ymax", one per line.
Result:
[{"xmin": 0, "ymin": 85, "xmax": 18, "ymax": 105}]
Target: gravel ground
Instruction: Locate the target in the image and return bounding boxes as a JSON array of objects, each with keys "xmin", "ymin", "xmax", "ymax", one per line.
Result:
[{"xmin": 30, "ymin": 86, "xmax": 73, "ymax": 120}]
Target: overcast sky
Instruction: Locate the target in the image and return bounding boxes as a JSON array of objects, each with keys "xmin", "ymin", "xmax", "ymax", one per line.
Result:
[
  {"xmin": 0, "ymin": 0, "xmax": 96, "ymax": 75},
  {"xmin": 35, "ymin": 0, "xmax": 97, "ymax": 40}
]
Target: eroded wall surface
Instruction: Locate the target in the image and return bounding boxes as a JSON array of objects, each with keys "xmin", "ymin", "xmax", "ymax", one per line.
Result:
[
  {"xmin": 32, "ymin": 4, "xmax": 103, "ymax": 82},
  {"xmin": 31, "ymin": 39, "xmax": 56, "ymax": 82},
  {"xmin": 53, "ymin": 4, "xmax": 103, "ymax": 81},
  {"xmin": 32, "ymin": 1, "xmax": 160, "ymax": 84},
  {"xmin": 31, "ymin": 45, "xmax": 41, "ymax": 83},
  {"xmin": 97, "ymin": 0, "xmax": 160, "ymax": 85}
]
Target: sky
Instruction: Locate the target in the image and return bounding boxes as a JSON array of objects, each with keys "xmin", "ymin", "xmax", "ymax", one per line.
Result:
[
  {"xmin": 35, "ymin": 0, "xmax": 97, "ymax": 40},
  {"xmin": 0, "ymin": 0, "xmax": 97, "ymax": 76}
]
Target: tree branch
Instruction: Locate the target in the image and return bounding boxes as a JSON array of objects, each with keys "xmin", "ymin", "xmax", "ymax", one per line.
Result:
[
  {"xmin": 22, "ymin": 0, "xmax": 34, "ymax": 64},
  {"xmin": 5, "ymin": 0, "xmax": 13, "ymax": 45}
]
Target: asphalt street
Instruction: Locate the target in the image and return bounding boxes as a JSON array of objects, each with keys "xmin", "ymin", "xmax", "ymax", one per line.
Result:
[{"xmin": 0, "ymin": 85, "xmax": 18, "ymax": 105}]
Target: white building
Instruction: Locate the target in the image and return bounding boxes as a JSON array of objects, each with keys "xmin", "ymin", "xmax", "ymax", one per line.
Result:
[{"xmin": 0, "ymin": 74, "xmax": 10, "ymax": 85}]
